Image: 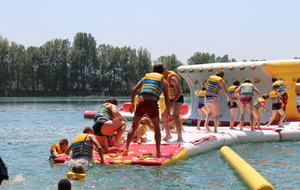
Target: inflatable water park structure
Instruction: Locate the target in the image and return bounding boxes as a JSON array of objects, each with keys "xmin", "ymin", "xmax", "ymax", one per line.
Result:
[
  {"xmin": 75, "ymin": 60, "xmax": 300, "ymax": 189},
  {"xmin": 179, "ymin": 59, "xmax": 300, "ymax": 125}
]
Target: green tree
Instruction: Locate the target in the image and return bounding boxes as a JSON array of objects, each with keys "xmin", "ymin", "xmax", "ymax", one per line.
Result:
[
  {"xmin": 70, "ymin": 32, "xmax": 98, "ymax": 90},
  {"xmin": 0, "ymin": 36, "xmax": 10, "ymax": 93},
  {"xmin": 8, "ymin": 42, "xmax": 26, "ymax": 92}
]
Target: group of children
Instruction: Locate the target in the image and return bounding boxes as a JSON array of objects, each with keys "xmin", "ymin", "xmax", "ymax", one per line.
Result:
[{"xmin": 195, "ymin": 73, "xmax": 289, "ymax": 131}]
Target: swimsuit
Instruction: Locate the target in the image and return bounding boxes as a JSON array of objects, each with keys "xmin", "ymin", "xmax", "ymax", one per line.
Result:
[
  {"xmin": 227, "ymin": 101, "xmax": 238, "ymax": 109},
  {"xmin": 134, "ymin": 98, "xmax": 159, "ymax": 118},
  {"xmin": 170, "ymin": 95, "xmax": 184, "ymax": 103},
  {"xmin": 204, "ymin": 95, "xmax": 218, "ymax": 105},
  {"xmin": 272, "ymin": 103, "xmax": 282, "ymax": 110},
  {"xmin": 198, "ymin": 104, "xmax": 205, "ymax": 109},
  {"xmin": 239, "ymin": 96, "xmax": 253, "ymax": 104},
  {"xmin": 93, "ymin": 119, "xmax": 107, "ymax": 136}
]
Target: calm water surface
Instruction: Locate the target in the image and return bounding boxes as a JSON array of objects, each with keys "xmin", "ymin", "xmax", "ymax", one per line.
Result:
[{"xmin": 0, "ymin": 97, "xmax": 299, "ymax": 190}]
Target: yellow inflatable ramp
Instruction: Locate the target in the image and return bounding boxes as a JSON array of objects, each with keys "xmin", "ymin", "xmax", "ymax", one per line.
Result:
[{"xmin": 220, "ymin": 146, "xmax": 274, "ymax": 190}]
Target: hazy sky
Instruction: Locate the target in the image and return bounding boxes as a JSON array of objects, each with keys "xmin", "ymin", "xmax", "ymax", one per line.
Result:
[{"xmin": 1, "ymin": 0, "xmax": 299, "ymax": 64}]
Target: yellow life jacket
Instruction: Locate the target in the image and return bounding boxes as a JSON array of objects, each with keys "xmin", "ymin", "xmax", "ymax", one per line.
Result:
[
  {"xmin": 197, "ymin": 90, "xmax": 206, "ymax": 104},
  {"xmin": 66, "ymin": 172, "xmax": 86, "ymax": 180},
  {"xmin": 138, "ymin": 72, "xmax": 163, "ymax": 99},
  {"xmin": 140, "ymin": 121, "xmax": 149, "ymax": 136},
  {"xmin": 71, "ymin": 134, "xmax": 93, "ymax": 159},
  {"xmin": 206, "ymin": 75, "xmax": 222, "ymax": 95},
  {"xmin": 94, "ymin": 103, "xmax": 114, "ymax": 120},
  {"xmin": 273, "ymin": 80, "xmax": 287, "ymax": 93},
  {"xmin": 228, "ymin": 85, "xmax": 238, "ymax": 99},
  {"xmin": 270, "ymin": 90, "xmax": 281, "ymax": 104},
  {"xmin": 240, "ymin": 82, "xmax": 254, "ymax": 95},
  {"xmin": 165, "ymin": 71, "xmax": 182, "ymax": 99},
  {"xmin": 254, "ymin": 98, "xmax": 266, "ymax": 110},
  {"xmin": 50, "ymin": 144, "xmax": 63, "ymax": 154}
]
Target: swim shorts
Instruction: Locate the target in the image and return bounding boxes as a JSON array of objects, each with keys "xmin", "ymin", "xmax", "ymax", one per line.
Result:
[
  {"xmin": 134, "ymin": 98, "xmax": 159, "ymax": 118},
  {"xmin": 272, "ymin": 103, "xmax": 282, "ymax": 110},
  {"xmin": 170, "ymin": 95, "xmax": 184, "ymax": 103},
  {"xmin": 239, "ymin": 96, "xmax": 253, "ymax": 104},
  {"xmin": 93, "ymin": 119, "xmax": 107, "ymax": 136},
  {"xmin": 198, "ymin": 103, "xmax": 205, "ymax": 109},
  {"xmin": 227, "ymin": 101, "xmax": 238, "ymax": 109},
  {"xmin": 204, "ymin": 95, "xmax": 218, "ymax": 105}
]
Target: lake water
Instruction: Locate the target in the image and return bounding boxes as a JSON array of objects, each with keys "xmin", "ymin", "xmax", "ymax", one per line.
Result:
[{"xmin": 0, "ymin": 97, "xmax": 299, "ymax": 190}]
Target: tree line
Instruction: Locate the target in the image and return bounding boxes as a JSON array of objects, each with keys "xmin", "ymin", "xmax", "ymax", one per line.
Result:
[{"xmin": 0, "ymin": 32, "xmax": 237, "ymax": 97}]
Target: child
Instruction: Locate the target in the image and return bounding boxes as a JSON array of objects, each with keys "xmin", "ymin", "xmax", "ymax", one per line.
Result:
[
  {"xmin": 195, "ymin": 86, "xmax": 208, "ymax": 130},
  {"xmin": 234, "ymin": 79, "xmax": 260, "ymax": 131},
  {"xmin": 67, "ymin": 163, "xmax": 86, "ymax": 180},
  {"xmin": 50, "ymin": 138, "xmax": 69, "ymax": 159},
  {"xmin": 132, "ymin": 115, "xmax": 154, "ymax": 144},
  {"xmin": 227, "ymin": 80, "xmax": 240, "ymax": 129},
  {"xmin": 253, "ymin": 94, "xmax": 270, "ymax": 129},
  {"xmin": 266, "ymin": 84, "xmax": 285, "ymax": 127},
  {"xmin": 58, "ymin": 178, "xmax": 71, "ymax": 190}
]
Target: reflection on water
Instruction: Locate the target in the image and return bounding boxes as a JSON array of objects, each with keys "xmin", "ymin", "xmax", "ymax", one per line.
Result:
[{"xmin": 0, "ymin": 97, "xmax": 299, "ymax": 189}]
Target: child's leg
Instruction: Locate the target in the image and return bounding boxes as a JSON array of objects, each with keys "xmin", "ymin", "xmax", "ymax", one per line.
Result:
[
  {"xmin": 197, "ymin": 109, "xmax": 203, "ymax": 130},
  {"xmin": 266, "ymin": 110, "xmax": 276, "ymax": 127},
  {"xmin": 278, "ymin": 109, "xmax": 285, "ymax": 127}
]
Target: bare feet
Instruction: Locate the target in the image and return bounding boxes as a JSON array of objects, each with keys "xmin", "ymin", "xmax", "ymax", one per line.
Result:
[
  {"xmin": 176, "ymin": 138, "xmax": 184, "ymax": 142},
  {"xmin": 204, "ymin": 124, "xmax": 211, "ymax": 131},
  {"xmin": 229, "ymin": 127, "xmax": 236, "ymax": 130},
  {"xmin": 122, "ymin": 150, "xmax": 128, "ymax": 156},
  {"xmin": 156, "ymin": 152, "xmax": 162, "ymax": 158},
  {"xmin": 112, "ymin": 142, "xmax": 122, "ymax": 148},
  {"xmin": 214, "ymin": 130, "xmax": 218, "ymax": 133},
  {"xmin": 278, "ymin": 125, "xmax": 284, "ymax": 128},
  {"xmin": 162, "ymin": 136, "xmax": 172, "ymax": 141},
  {"xmin": 196, "ymin": 127, "xmax": 201, "ymax": 130}
]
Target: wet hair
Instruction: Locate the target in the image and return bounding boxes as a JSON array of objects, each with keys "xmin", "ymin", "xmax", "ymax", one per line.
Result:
[
  {"xmin": 59, "ymin": 138, "xmax": 68, "ymax": 145},
  {"xmin": 262, "ymin": 94, "xmax": 270, "ymax": 100},
  {"xmin": 58, "ymin": 178, "xmax": 71, "ymax": 190},
  {"xmin": 72, "ymin": 163, "xmax": 86, "ymax": 174},
  {"xmin": 272, "ymin": 77, "xmax": 278, "ymax": 83},
  {"xmin": 104, "ymin": 98, "xmax": 118, "ymax": 106},
  {"xmin": 83, "ymin": 126, "xmax": 93, "ymax": 133},
  {"xmin": 153, "ymin": 64, "xmax": 164, "ymax": 74},
  {"xmin": 243, "ymin": 79, "xmax": 251, "ymax": 83},
  {"xmin": 215, "ymin": 70, "xmax": 225, "ymax": 78},
  {"xmin": 233, "ymin": 80, "xmax": 240, "ymax": 86}
]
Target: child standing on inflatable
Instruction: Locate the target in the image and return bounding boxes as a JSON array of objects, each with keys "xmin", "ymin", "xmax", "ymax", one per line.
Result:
[
  {"xmin": 204, "ymin": 70, "xmax": 231, "ymax": 133},
  {"xmin": 266, "ymin": 84, "xmax": 285, "ymax": 127},
  {"xmin": 227, "ymin": 80, "xmax": 240, "ymax": 129},
  {"xmin": 272, "ymin": 77, "xmax": 290, "ymax": 122},
  {"xmin": 234, "ymin": 79, "xmax": 260, "ymax": 131},
  {"xmin": 195, "ymin": 86, "xmax": 208, "ymax": 130},
  {"xmin": 253, "ymin": 94, "xmax": 270, "ymax": 129}
]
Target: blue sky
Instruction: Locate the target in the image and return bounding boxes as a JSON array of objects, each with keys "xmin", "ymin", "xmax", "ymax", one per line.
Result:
[{"xmin": 1, "ymin": 0, "xmax": 299, "ymax": 64}]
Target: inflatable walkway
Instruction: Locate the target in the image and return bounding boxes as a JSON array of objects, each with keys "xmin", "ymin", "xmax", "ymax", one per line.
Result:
[{"xmin": 54, "ymin": 124, "xmax": 300, "ymax": 166}]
